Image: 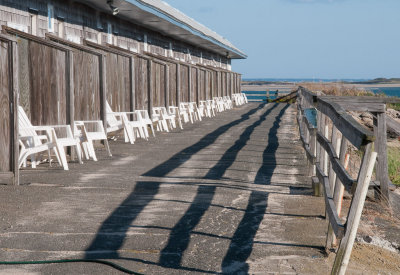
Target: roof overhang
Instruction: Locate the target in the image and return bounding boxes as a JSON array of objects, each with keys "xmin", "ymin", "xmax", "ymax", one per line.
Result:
[{"xmin": 77, "ymin": 0, "xmax": 247, "ymax": 59}]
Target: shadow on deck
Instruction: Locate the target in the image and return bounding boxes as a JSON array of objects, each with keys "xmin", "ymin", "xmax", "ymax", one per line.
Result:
[{"xmin": 84, "ymin": 103, "xmax": 325, "ymax": 274}]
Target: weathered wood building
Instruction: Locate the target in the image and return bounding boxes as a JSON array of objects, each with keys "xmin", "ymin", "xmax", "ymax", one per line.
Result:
[{"xmin": 0, "ymin": 0, "xmax": 246, "ymax": 184}]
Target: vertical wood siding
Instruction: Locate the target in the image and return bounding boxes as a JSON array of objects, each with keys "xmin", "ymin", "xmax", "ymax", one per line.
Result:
[
  {"xmin": 18, "ymin": 37, "xmax": 67, "ymax": 125},
  {"xmin": 0, "ymin": 39, "xmax": 10, "ymax": 172},
  {"xmin": 106, "ymin": 52, "xmax": 131, "ymax": 112},
  {"xmin": 135, "ymin": 56, "xmax": 148, "ymax": 110},
  {"xmin": 180, "ymin": 65, "xmax": 189, "ymax": 102},
  {"xmin": 73, "ymin": 50, "xmax": 100, "ymax": 120}
]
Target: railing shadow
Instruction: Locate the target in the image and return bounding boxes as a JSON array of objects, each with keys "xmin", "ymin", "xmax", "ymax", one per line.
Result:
[
  {"xmin": 221, "ymin": 104, "xmax": 289, "ymax": 274},
  {"xmin": 159, "ymin": 104, "xmax": 279, "ymax": 268},
  {"xmin": 85, "ymin": 103, "xmax": 265, "ymax": 259},
  {"xmin": 84, "ymin": 103, "xmax": 317, "ymax": 274}
]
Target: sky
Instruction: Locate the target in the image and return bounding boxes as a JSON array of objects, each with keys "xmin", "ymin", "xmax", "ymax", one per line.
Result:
[{"xmin": 163, "ymin": 0, "xmax": 400, "ymax": 80}]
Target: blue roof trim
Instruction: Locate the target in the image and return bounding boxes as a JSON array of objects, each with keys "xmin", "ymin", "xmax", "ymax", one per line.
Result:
[{"xmin": 126, "ymin": 0, "xmax": 247, "ymax": 59}]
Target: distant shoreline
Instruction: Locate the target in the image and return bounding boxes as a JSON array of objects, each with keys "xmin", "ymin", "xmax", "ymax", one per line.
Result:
[{"xmin": 241, "ymin": 81, "xmax": 400, "ymax": 92}]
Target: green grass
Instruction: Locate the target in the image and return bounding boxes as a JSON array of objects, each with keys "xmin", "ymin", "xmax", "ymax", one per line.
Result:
[
  {"xmin": 388, "ymin": 103, "xmax": 400, "ymax": 111},
  {"xmin": 388, "ymin": 147, "xmax": 400, "ymax": 186}
]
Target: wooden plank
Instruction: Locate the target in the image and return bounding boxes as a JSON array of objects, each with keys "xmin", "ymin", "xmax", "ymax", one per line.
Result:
[
  {"xmin": 316, "ymin": 165, "xmax": 345, "ymax": 238},
  {"xmin": 0, "ymin": 38, "xmax": 11, "ymax": 175},
  {"xmin": 321, "ymin": 96, "xmax": 400, "ymax": 104},
  {"xmin": 99, "ymin": 55, "xmax": 107, "ymax": 128},
  {"xmin": 187, "ymin": 65, "xmax": 192, "ymax": 102},
  {"xmin": 332, "ymin": 143, "xmax": 377, "ymax": 275},
  {"xmin": 316, "ymin": 98, "xmax": 375, "ymax": 149},
  {"xmin": 176, "ymin": 63, "xmax": 181, "ymax": 105},
  {"xmin": 373, "ymin": 112, "xmax": 390, "ymax": 204},
  {"xmin": 165, "ymin": 64, "xmax": 169, "ymax": 108},
  {"xmin": 333, "ymin": 102, "xmax": 385, "ymax": 112},
  {"xmin": 148, "ymin": 59, "xmax": 153, "ymax": 115},
  {"xmin": 298, "ymin": 117, "xmax": 316, "ymax": 165},
  {"xmin": 299, "ymin": 87, "xmax": 317, "ymax": 107},
  {"xmin": 130, "ymin": 56, "xmax": 135, "ymax": 111},
  {"xmin": 11, "ymin": 38, "xmax": 19, "ymax": 185},
  {"xmin": 386, "ymin": 115, "xmax": 400, "ymax": 135},
  {"xmin": 317, "ymin": 132, "xmax": 356, "ymax": 192},
  {"xmin": 0, "ymin": 173, "xmax": 14, "ymax": 184}
]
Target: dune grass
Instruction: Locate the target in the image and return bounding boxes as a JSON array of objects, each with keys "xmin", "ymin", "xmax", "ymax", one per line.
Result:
[{"xmin": 388, "ymin": 147, "xmax": 400, "ymax": 186}]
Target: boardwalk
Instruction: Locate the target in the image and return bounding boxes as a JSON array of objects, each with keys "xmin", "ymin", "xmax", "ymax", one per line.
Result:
[{"xmin": 1, "ymin": 103, "xmax": 329, "ymax": 274}]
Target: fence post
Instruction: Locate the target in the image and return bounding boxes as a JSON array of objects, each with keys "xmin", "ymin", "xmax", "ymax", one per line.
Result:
[
  {"xmin": 11, "ymin": 38, "xmax": 19, "ymax": 185},
  {"xmin": 176, "ymin": 63, "xmax": 181, "ymax": 106},
  {"xmin": 373, "ymin": 111, "xmax": 390, "ymax": 205},
  {"xmin": 130, "ymin": 56, "xmax": 136, "ymax": 111},
  {"xmin": 147, "ymin": 59, "xmax": 153, "ymax": 117},
  {"xmin": 165, "ymin": 64, "xmax": 169, "ymax": 108},
  {"xmin": 332, "ymin": 143, "xmax": 377, "ymax": 275}
]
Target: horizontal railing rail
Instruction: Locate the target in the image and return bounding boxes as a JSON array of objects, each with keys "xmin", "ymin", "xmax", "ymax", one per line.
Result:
[{"xmin": 296, "ymin": 86, "xmax": 378, "ymax": 275}]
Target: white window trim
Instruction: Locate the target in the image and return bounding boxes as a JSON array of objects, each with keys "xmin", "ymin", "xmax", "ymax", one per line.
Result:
[
  {"xmin": 48, "ymin": 4, "xmax": 54, "ymax": 33},
  {"xmin": 107, "ymin": 22, "xmax": 113, "ymax": 44},
  {"xmin": 143, "ymin": 34, "xmax": 148, "ymax": 52}
]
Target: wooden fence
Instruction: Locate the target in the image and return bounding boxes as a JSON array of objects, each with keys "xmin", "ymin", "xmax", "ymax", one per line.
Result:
[
  {"xmin": 0, "ymin": 34, "xmax": 18, "ymax": 185},
  {"xmin": 0, "ymin": 26, "xmax": 242, "ymax": 185},
  {"xmin": 296, "ymin": 86, "xmax": 400, "ymax": 274}
]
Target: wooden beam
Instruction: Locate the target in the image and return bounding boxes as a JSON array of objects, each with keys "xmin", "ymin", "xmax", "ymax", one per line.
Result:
[
  {"xmin": 332, "ymin": 143, "xmax": 377, "ymax": 275},
  {"xmin": 317, "ymin": 132, "xmax": 356, "ymax": 192},
  {"xmin": 10, "ymin": 37, "xmax": 19, "ymax": 185},
  {"xmin": 176, "ymin": 63, "xmax": 181, "ymax": 105},
  {"xmin": 165, "ymin": 65, "xmax": 169, "ymax": 108},
  {"xmin": 316, "ymin": 165, "xmax": 345, "ymax": 239},
  {"xmin": 316, "ymin": 98, "xmax": 375, "ymax": 149},
  {"xmin": 188, "ymin": 65, "xmax": 192, "ymax": 102},
  {"xmin": 148, "ymin": 59, "xmax": 153, "ymax": 116},
  {"xmin": 130, "ymin": 57, "xmax": 136, "ymax": 111},
  {"xmin": 373, "ymin": 112, "xmax": 390, "ymax": 204}
]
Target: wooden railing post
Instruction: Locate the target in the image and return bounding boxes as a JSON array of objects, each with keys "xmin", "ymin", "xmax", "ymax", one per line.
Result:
[
  {"xmin": 373, "ymin": 111, "xmax": 390, "ymax": 204},
  {"xmin": 332, "ymin": 143, "xmax": 377, "ymax": 275}
]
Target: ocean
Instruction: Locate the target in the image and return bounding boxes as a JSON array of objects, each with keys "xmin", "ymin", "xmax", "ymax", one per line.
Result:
[
  {"xmin": 242, "ymin": 78, "xmax": 400, "ymax": 98},
  {"xmin": 368, "ymin": 87, "xmax": 400, "ymax": 98}
]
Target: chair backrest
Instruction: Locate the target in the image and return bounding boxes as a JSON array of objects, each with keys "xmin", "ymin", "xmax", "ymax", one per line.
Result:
[
  {"xmin": 18, "ymin": 106, "xmax": 36, "ymax": 137},
  {"xmin": 106, "ymin": 101, "xmax": 121, "ymax": 128}
]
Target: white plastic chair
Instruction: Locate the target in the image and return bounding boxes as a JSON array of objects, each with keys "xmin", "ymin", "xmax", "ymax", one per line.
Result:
[
  {"xmin": 18, "ymin": 106, "xmax": 82, "ymax": 170},
  {"xmin": 168, "ymin": 106, "xmax": 183, "ymax": 129},
  {"xmin": 74, "ymin": 120, "xmax": 111, "ymax": 161},
  {"xmin": 106, "ymin": 101, "xmax": 146, "ymax": 144},
  {"xmin": 136, "ymin": 110, "xmax": 155, "ymax": 138}
]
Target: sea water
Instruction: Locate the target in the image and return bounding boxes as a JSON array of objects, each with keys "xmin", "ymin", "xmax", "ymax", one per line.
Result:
[
  {"xmin": 368, "ymin": 87, "xmax": 400, "ymax": 98},
  {"xmin": 242, "ymin": 78, "xmax": 400, "ymax": 98}
]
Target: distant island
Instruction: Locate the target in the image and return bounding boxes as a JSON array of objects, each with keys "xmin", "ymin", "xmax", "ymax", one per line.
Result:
[{"xmin": 350, "ymin": 78, "xmax": 400, "ymax": 84}]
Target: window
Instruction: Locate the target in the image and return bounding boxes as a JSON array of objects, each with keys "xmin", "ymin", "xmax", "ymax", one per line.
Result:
[
  {"xmin": 29, "ymin": 8, "xmax": 38, "ymax": 35},
  {"xmin": 107, "ymin": 22, "xmax": 112, "ymax": 44},
  {"xmin": 48, "ymin": 4, "xmax": 54, "ymax": 32}
]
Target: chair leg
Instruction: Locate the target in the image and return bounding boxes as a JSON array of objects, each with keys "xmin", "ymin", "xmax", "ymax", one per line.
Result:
[
  {"xmin": 86, "ymin": 140, "xmax": 97, "ymax": 161},
  {"xmin": 150, "ymin": 124, "xmax": 156, "ymax": 137},
  {"xmin": 75, "ymin": 143, "xmax": 83, "ymax": 164},
  {"xmin": 55, "ymin": 144, "xmax": 69, "ymax": 170},
  {"xmin": 82, "ymin": 142, "xmax": 90, "ymax": 160},
  {"xmin": 104, "ymin": 138, "xmax": 112, "ymax": 157}
]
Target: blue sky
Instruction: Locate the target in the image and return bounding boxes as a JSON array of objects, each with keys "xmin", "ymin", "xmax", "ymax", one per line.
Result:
[{"xmin": 164, "ymin": 0, "xmax": 400, "ymax": 79}]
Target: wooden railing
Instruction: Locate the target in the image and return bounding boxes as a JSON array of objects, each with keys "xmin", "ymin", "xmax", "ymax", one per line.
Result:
[{"xmin": 297, "ymin": 87, "xmax": 378, "ymax": 275}]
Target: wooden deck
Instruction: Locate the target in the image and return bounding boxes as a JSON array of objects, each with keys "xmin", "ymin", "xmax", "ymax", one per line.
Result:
[{"xmin": 0, "ymin": 103, "xmax": 330, "ymax": 274}]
